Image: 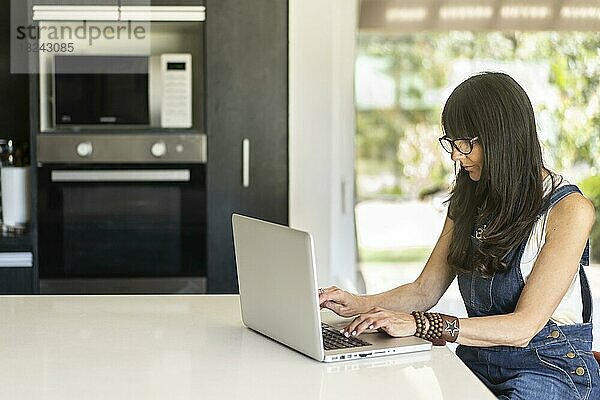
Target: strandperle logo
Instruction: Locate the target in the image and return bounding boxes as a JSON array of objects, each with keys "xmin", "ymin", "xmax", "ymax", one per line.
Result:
[{"xmin": 16, "ymin": 21, "xmax": 147, "ymax": 46}]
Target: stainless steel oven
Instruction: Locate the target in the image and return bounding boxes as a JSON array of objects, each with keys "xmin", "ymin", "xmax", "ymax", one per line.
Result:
[{"xmin": 36, "ymin": 133, "xmax": 207, "ymax": 294}]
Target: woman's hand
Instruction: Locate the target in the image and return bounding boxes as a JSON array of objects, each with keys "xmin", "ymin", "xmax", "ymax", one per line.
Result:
[
  {"xmin": 318, "ymin": 286, "xmax": 371, "ymax": 317},
  {"xmin": 340, "ymin": 308, "xmax": 417, "ymax": 338}
]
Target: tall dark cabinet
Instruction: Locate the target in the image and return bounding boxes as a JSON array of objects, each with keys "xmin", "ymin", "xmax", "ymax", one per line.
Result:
[
  {"xmin": 205, "ymin": 0, "xmax": 288, "ymax": 293},
  {"xmin": 0, "ymin": 9, "xmax": 29, "ymax": 144},
  {"xmin": 0, "ymin": 2, "xmax": 35, "ymax": 294}
]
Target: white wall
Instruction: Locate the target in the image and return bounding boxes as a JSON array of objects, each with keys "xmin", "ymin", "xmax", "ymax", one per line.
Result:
[{"xmin": 289, "ymin": 0, "xmax": 359, "ymax": 291}]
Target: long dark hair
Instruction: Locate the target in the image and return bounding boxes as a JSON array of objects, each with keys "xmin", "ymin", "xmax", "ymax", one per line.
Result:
[{"xmin": 442, "ymin": 72, "xmax": 556, "ymax": 276}]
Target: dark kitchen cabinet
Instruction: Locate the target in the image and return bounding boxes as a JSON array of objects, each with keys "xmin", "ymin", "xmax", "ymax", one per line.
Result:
[
  {"xmin": 205, "ymin": 0, "xmax": 288, "ymax": 293},
  {"xmin": 0, "ymin": 5, "xmax": 29, "ymax": 146},
  {"xmin": 0, "ymin": 4, "xmax": 36, "ymax": 294},
  {"xmin": 0, "ymin": 267, "xmax": 34, "ymax": 294},
  {"xmin": 0, "ymin": 238, "xmax": 35, "ymax": 295}
]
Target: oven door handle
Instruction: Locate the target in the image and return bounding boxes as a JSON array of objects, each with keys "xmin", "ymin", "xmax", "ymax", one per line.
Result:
[{"xmin": 50, "ymin": 170, "xmax": 191, "ymax": 182}]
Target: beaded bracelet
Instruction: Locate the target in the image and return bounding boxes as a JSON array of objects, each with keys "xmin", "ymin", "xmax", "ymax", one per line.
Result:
[
  {"xmin": 425, "ymin": 312, "xmax": 443, "ymax": 341},
  {"xmin": 411, "ymin": 311, "xmax": 426, "ymax": 338},
  {"xmin": 411, "ymin": 311, "xmax": 460, "ymax": 344}
]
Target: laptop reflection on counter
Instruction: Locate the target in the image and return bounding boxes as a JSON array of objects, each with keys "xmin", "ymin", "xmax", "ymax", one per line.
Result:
[{"xmin": 232, "ymin": 214, "xmax": 431, "ymax": 363}]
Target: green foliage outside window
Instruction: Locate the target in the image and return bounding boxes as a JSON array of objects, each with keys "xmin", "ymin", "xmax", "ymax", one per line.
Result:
[{"xmin": 356, "ymin": 32, "xmax": 600, "ymax": 201}]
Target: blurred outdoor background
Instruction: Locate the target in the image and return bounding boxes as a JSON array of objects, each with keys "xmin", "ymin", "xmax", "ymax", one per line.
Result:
[{"xmin": 353, "ymin": 24, "xmax": 600, "ymax": 346}]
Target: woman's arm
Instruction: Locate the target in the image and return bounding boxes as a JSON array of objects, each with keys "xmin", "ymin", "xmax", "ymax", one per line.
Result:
[
  {"xmin": 342, "ymin": 194, "xmax": 595, "ymax": 346},
  {"xmin": 457, "ymin": 193, "xmax": 595, "ymax": 347},
  {"xmin": 320, "ymin": 216, "xmax": 456, "ymax": 316}
]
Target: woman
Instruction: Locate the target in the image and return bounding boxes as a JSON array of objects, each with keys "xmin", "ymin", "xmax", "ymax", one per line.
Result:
[{"xmin": 319, "ymin": 72, "xmax": 598, "ymax": 399}]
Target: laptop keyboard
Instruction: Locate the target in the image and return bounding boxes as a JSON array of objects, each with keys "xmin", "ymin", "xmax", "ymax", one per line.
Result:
[{"xmin": 322, "ymin": 323, "xmax": 372, "ymax": 350}]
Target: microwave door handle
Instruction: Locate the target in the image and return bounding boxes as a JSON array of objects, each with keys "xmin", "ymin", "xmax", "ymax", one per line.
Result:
[{"xmin": 51, "ymin": 170, "xmax": 191, "ymax": 182}]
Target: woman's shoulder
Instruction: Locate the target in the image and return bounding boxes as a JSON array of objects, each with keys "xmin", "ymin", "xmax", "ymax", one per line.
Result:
[{"xmin": 546, "ymin": 189, "xmax": 595, "ymax": 233}]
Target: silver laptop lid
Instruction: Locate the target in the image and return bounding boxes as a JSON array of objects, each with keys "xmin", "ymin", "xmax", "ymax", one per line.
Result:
[{"xmin": 232, "ymin": 214, "xmax": 325, "ymax": 361}]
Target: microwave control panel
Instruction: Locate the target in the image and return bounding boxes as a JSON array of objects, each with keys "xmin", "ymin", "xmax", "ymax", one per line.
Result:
[{"xmin": 150, "ymin": 54, "xmax": 193, "ymax": 129}]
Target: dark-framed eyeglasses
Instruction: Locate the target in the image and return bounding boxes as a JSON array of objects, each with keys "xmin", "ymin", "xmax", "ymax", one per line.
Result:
[{"xmin": 438, "ymin": 136, "xmax": 479, "ymax": 155}]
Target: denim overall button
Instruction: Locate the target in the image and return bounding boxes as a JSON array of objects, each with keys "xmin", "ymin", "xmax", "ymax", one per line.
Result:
[
  {"xmin": 549, "ymin": 330, "xmax": 560, "ymax": 339},
  {"xmin": 566, "ymin": 352, "xmax": 576, "ymax": 359},
  {"xmin": 575, "ymin": 367, "xmax": 585, "ymax": 376}
]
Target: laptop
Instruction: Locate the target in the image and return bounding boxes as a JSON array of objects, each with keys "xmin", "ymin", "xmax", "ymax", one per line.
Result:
[{"xmin": 232, "ymin": 214, "xmax": 431, "ymax": 362}]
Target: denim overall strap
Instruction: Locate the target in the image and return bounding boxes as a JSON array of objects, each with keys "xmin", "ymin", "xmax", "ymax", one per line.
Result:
[{"xmin": 580, "ymin": 267, "xmax": 593, "ymax": 323}]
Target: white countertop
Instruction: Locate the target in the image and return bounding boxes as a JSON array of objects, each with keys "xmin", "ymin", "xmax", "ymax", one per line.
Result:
[{"xmin": 0, "ymin": 295, "xmax": 495, "ymax": 399}]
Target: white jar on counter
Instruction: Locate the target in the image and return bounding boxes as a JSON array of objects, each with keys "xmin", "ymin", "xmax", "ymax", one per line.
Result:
[{"xmin": 1, "ymin": 166, "xmax": 31, "ymax": 227}]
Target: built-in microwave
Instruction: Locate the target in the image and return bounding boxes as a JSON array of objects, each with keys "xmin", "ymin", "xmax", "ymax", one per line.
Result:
[{"xmin": 53, "ymin": 54, "xmax": 192, "ymax": 129}]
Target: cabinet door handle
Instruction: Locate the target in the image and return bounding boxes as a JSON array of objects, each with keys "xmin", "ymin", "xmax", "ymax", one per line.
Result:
[{"xmin": 242, "ymin": 138, "xmax": 250, "ymax": 188}]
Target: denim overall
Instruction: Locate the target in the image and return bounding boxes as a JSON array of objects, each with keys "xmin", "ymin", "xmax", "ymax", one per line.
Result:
[{"xmin": 456, "ymin": 184, "xmax": 600, "ymax": 400}]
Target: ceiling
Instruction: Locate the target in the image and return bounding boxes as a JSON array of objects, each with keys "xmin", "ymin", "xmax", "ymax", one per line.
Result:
[{"xmin": 359, "ymin": 0, "xmax": 600, "ymax": 32}]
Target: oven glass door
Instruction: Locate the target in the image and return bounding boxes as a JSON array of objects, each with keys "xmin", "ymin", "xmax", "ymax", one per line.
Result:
[{"xmin": 38, "ymin": 164, "xmax": 206, "ymax": 279}]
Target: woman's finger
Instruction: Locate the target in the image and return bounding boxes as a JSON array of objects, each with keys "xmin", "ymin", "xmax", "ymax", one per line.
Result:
[
  {"xmin": 318, "ymin": 288, "xmax": 346, "ymax": 306},
  {"xmin": 352, "ymin": 316, "xmax": 378, "ymax": 336},
  {"xmin": 321, "ymin": 300, "xmax": 344, "ymax": 314},
  {"xmin": 368, "ymin": 318, "xmax": 387, "ymax": 331},
  {"xmin": 341, "ymin": 314, "xmax": 366, "ymax": 337},
  {"xmin": 378, "ymin": 318, "xmax": 404, "ymax": 337}
]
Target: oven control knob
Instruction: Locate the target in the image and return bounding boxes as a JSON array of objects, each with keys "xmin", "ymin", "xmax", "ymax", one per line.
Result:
[
  {"xmin": 76, "ymin": 142, "xmax": 93, "ymax": 158},
  {"xmin": 151, "ymin": 141, "xmax": 167, "ymax": 158}
]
